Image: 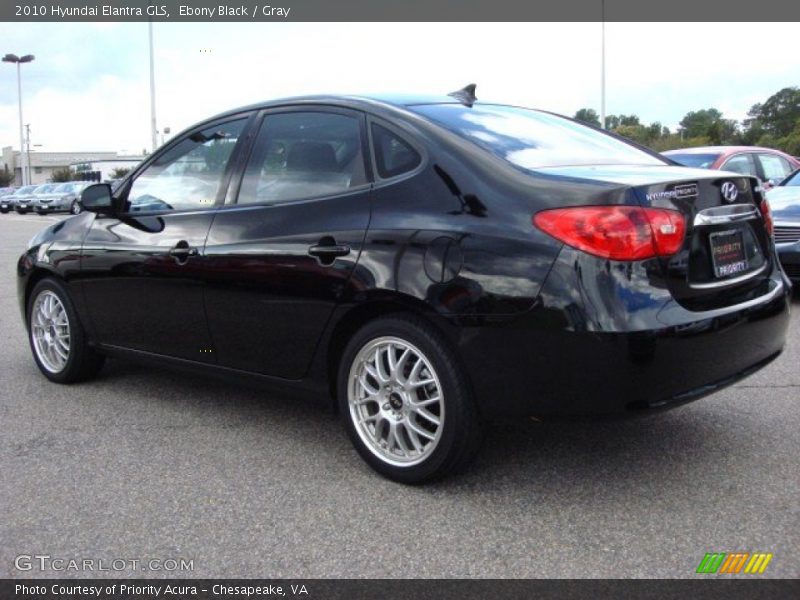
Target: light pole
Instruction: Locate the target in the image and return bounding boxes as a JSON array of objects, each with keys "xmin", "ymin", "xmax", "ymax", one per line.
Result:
[
  {"xmin": 25, "ymin": 124, "xmax": 32, "ymax": 184},
  {"xmin": 2, "ymin": 53, "xmax": 35, "ymax": 185},
  {"xmin": 148, "ymin": 20, "xmax": 158, "ymax": 153},
  {"xmin": 600, "ymin": 0, "xmax": 606, "ymax": 130}
]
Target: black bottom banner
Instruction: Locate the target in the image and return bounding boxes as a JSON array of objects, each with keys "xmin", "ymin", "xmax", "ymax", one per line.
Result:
[{"xmin": 1, "ymin": 579, "xmax": 798, "ymax": 600}]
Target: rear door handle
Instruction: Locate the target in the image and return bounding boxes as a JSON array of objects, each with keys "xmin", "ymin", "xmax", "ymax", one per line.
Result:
[
  {"xmin": 168, "ymin": 243, "xmax": 199, "ymax": 258},
  {"xmin": 308, "ymin": 244, "xmax": 351, "ymax": 258}
]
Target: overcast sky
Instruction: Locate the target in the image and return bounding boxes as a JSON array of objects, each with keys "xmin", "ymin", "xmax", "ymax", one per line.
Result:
[{"xmin": 0, "ymin": 22, "xmax": 798, "ymax": 154}]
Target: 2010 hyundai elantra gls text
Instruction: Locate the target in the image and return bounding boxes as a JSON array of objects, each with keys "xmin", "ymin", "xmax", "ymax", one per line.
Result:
[{"xmin": 17, "ymin": 86, "xmax": 791, "ymax": 483}]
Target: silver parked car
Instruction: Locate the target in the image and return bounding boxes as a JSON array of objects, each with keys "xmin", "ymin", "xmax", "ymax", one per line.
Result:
[
  {"xmin": 9, "ymin": 185, "xmax": 38, "ymax": 214},
  {"xmin": 767, "ymin": 169, "xmax": 800, "ymax": 284},
  {"xmin": 21, "ymin": 184, "xmax": 58, "ymax": 213},
  {"xmin": 0, "ymin": 187, "xmax": 16, "ymax": 213},
  {"xmin": 34, "ymin": 181, "xmax": 91, "ymax": 215}
]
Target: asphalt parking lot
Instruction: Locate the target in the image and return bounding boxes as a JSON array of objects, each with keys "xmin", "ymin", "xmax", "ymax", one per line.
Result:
[{"xmin": 0, "ymin": 212, "xmax": 798, "ymax": 579}]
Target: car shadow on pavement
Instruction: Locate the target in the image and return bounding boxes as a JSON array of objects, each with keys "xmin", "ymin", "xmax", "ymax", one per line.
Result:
[{"xmin": 88, "ymin": 356, "xmax": 762, "ymax": 502}]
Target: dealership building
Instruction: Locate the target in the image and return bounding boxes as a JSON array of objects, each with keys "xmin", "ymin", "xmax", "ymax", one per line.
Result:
[{"xmin": 1, "ymin": 146, "xmax": 145, "ymax": 186}]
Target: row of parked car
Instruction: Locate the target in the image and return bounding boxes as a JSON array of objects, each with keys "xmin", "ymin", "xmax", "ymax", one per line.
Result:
[
  {"xmin": 665, "ymin": 145, "xmax": 800, "ymax": 284},
  {"xmin": 0, "ymin": 181, "xmax": 93, "ymax": 215}
]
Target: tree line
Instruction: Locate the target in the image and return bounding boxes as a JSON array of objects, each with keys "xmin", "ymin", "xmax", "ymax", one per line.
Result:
[{"xmin": 574, "ymin": 86, "xmax": 800, "ymax": 156}]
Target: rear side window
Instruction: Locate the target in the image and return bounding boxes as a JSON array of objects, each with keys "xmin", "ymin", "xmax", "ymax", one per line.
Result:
[
  {"xmin": 371, "ymin": 123, "xmax": 421, "ymax": 178},
  {"xmin": 412, "ymin": 104, "xmax": 665, "ymax": 169},
  {"xmin": 757, "ymin": 153, "xmax": 792, "ymax": 182},
  {"xmin": 238, "ymin": 111, "xmax": 367, "ymax": 206},
  {"xmin": 721, "ymin": 154, "xmax": 758, "ymax": 177}
]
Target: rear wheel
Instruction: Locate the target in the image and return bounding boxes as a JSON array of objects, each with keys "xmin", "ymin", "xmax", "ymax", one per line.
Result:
[
  {"xmin": 70, "ymin": 200, "xmax": 82, "ymax": 215},
  {"xmin": 338, "ymin": 315, "xmax": 482, "ymax": 483},
  {"xmin": 27, "ymin": 278, "xmax": 104, "ymax": 383}
]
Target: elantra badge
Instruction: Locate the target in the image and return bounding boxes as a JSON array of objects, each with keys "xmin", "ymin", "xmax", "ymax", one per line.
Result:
[{"xmin": 721, "ymin": 181, "xmax": 738, "ymax": 203}]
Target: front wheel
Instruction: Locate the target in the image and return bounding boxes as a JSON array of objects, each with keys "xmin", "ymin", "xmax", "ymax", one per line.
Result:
[
  {"xmin": 338, "ymin": 315, "xmax": 482, "ymax": 484},
  {"xmin": 27, "ymin": 278, "xmax": 105, "ymax": 383},
  {"xmin": 70, "ymin": 200, "xmax": 82, "ymax": 215}
]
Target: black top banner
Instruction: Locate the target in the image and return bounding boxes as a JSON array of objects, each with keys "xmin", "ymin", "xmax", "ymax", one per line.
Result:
[{"xmin": 3, "ymin": 0, "xmax": 800, "ymax": 22}]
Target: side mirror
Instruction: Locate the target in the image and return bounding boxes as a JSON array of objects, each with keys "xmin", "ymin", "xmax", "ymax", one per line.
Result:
[{"xmin": 80, "ymin": 183, "xmax": 114, "ymax": 213}]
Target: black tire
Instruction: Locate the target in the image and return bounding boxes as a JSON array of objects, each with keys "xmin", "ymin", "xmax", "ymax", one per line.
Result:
[
  {"xmin": 70, "ymin": 200, "xmax": 82, "ymax": 215},
  {"xmin": 27, "ymin": 278, "xmax": 105, "ymax": 383},
  {"xmin": 337, "ymin": 314, "xmax": 483, "ymax": 484}
]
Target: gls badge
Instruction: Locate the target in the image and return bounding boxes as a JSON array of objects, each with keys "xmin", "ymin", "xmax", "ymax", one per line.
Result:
[{"xmin": 721, "ymin": 181, "xmax": 739, "ymax": 203}]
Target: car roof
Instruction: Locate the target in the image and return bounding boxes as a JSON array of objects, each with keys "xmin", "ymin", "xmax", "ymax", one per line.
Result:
[
  {"xmin": 193, "ymin": 93, "xmax": 478, "ymax": 129},
  {"xmin": 663, "ymin": 146, "xmax": 790, "ymax": 156}
]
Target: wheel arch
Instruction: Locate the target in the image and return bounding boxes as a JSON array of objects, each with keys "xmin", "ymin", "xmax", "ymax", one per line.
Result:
[
  {"xmin": 323, "ymin": 293, "xmax": 461, "ymax": 412},
  {"xmin": 21, "ymin": 266, "xmax": 62, "ymax": 326}
]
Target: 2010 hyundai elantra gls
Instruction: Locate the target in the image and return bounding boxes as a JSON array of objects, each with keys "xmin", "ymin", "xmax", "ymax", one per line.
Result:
[{"xmin": 17, "ymin": 86, "xmax": 791, "ymax": 483}]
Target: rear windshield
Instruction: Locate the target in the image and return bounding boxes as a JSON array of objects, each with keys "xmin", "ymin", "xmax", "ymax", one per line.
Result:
[
  {"xmin": 664, "ymin": 153, "xmax": 720, "ymax": 169},
  {"xmin": 412, "ymin": 103, "xmax": 665, "ymax": 169}
]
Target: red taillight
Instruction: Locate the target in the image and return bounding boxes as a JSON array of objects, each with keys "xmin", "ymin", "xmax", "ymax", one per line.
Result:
[
  {"xmin": 533, "ymin": 206, "xmax": 686, "ymax": 261},
  {"xmin": 759, "ymin": 198, "xmax": 774, "ymax": 235}
]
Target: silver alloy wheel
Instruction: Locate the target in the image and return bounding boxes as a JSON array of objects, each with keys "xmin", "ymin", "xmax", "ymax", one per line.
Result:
[
  {"xmin": 31, "ymin": 290, "xmax": 71, "ymax": 373},
  {"xmin": 71, "ymin": 201, "xmax": 81, "ymax": 215},
  {"xmin": 348, "ymin": 336, "xmax": 445, "ymax": 467}
]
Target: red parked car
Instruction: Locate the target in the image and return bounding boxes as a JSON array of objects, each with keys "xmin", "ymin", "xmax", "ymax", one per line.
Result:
[{"xmin": 663, "ymin": 146, "xmax": 800, "ymax": 190}]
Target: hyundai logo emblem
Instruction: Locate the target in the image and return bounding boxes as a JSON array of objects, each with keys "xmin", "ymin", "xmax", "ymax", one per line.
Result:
[{"xmin": 721, "ymin": 181, "xmax": 738, "ymax": 203}]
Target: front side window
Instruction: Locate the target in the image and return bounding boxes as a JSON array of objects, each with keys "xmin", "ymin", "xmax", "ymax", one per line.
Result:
[
  {"xmin": 721, "ymin": 154, "xmax": 758, "ymax": 177},
  {"xmin": 371, "ymin": 123, "xmax": 421, "ymax": 178},
  {"xmin": 412, "ymin": 103, "xmax": 666, "ymax": 170},
  {"xmin": 237, "ymin": 111, "xmax": 366, "ymax": 206},
  {"xmin": 126, "ymin": 119, "xmax": 246, "ymax": 213},
  {"xmin": 758, "ymin": 153, "xmax": 792, "ymax": 182}
]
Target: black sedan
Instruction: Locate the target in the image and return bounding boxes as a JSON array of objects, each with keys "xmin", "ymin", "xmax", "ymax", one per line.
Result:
[{"xmin": 17, "ymin": 88, "xmax": 791, "ymax": 483}]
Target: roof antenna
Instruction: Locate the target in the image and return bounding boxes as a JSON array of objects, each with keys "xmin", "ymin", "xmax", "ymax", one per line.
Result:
[{"xmin": 448, "ymin": 83, "xmax": 477, "ymax": 107}]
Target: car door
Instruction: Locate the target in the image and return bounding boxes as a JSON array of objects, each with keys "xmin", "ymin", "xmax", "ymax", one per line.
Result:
[
  {"xmin": 80, "ymin": 115, "xmax": 252, "ymax": 361},
  {"xmin": 203, "ymin": 107, "xmax": 372, "ymax": 379}
]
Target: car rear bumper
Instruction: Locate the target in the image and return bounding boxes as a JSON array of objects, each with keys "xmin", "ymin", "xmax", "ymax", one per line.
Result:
[{"xmin": 455, "ymin": 250, "xmax": 791, "ymax": 417}]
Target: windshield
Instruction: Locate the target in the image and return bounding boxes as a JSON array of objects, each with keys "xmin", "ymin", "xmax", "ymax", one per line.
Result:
[
  {"xmin": 34, "ymin": 184, "xmax": 54, "ymax": 193},
  {"xmin": 664, "ymin": 153, "xmax": 720, "ymax": 169},
  {"xmin": 780, "ymin": 170, "xmax": 800, "ymax": 187},
  {"xmin": 54, "ymin": 183, "xmax": 74, "ymax": 192},
  {"xmin": 412, "ymin": 103, "xmax": 666, "ymax": 169},
  {"xmin": 16, "ymin": 185, "xmax": 36, "ymax": 194}
]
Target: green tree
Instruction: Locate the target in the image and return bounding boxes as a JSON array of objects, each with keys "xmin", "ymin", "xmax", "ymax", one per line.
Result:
[
  {"xmin": 679, "ymin": 109, "xmax": 723, "ymax": 138},
  {"xmin": 604, "ymin": 115, "xmax": 620, "ymax": 130},
  {"xmin": 0, "ymin": 165, "xmax": 14, "ymax": 187},
  {"xmin": 50, "ymin": 167, "xmax": 73, "ymax": 182},
  {"xmin": 574, "ymin": 108, "xmax": 601, "ymax": 127},
  {"xmin": 744, "ymin": 87, "xmax": 800, "ymax": 138},
  {"xmin": 614, "ymin": 124, "xmax": 646, "ymax": 145},
  {"xmin": 111, "ymin": 167, "xmax": 131, "ymax": 179},
  {"xmin": 618, "ymin": 114, "xmax": 641, "ymax": 127}
]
